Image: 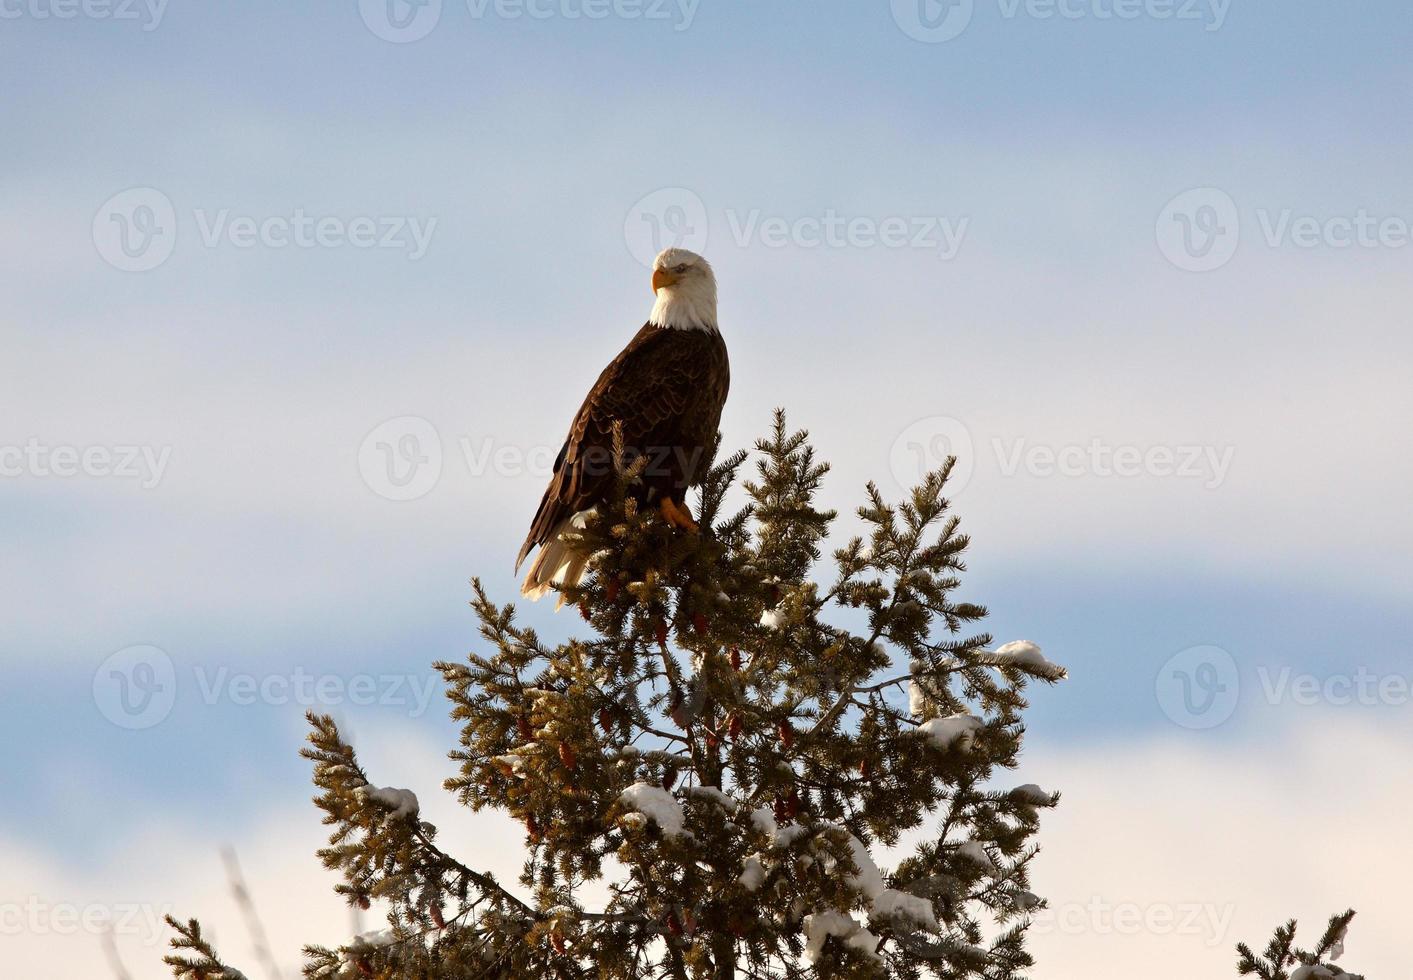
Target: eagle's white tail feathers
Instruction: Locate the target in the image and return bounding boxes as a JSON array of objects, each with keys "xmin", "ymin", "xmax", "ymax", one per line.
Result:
[{"xmin": 520, "ymin": 510, "xmax": 594, "ymax": 609}]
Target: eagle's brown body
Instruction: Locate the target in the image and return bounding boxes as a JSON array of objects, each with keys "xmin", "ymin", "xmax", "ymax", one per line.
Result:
[{"xmin": 516, "ymin": 320, "xmax": 730, "ymax": 592}]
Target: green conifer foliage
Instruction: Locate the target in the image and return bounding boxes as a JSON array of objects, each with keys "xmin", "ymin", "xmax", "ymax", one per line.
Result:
[
  {"xmin": 170, "ymin": 411, "xmax": 1075, "ymax": 979},
  {"xmin": 1236, "ymin": 910, "xmax": 1361, "ymax": 980}
]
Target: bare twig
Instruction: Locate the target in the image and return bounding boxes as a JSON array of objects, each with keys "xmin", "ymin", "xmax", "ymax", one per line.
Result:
[
  {"xmin": 101, "ymin": 929, "xmax": 134, "ymax": 980},
  {"xmin": 222, "ymin": 847, "xmax": 284, "ymax": 980}
]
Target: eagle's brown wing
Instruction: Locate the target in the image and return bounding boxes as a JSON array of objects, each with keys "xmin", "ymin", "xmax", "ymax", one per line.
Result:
[{"xmin": 517, "ymin": 323, "xmax": 729, "ymax": 571}]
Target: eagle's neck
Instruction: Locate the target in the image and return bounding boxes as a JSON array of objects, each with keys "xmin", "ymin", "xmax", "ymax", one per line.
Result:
[{"xmin": 649, "ymin": 281, "xmax": 718, "ymax": 333}]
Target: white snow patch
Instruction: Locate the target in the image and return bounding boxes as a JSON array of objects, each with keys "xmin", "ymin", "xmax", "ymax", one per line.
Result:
[
  {"xmin": 759, "ymin": 608, "xmax": 785, "ymax": 629},
  {"xmin": 1010, "ymin": 783, "xmax": 1052, "ymax": 804},
  {"xmin": 774, "ymin": 823, "xmax": 811, "ymax": 849},
  {"xmin": 908, "ymin": 658, "xmax": 931, "ymax": 716},
  {"xmin": 1010, "ymin": 889, "xmax": 1042, "ymax": 911},
  {"xmin": 738, "ymin": 856, "xmax": 766, "ymax": 891},
  {"xmin": 802, "ymin": 910, "xmax": 881, "ymax": 964},
  {"xmin": 843, "ymin": 833, "xmax": 885, "ymax": 899},
  {"xmin": 871, "ymin": 888, "xmax": 940, "ymax": 932},
  {"xmin": 348, "ymin": 928, "xmax": 397, "ymax": 950},
  {"xmin": 684, "ymin": 786, "xmax": 737, "ymax": 812},
  {"xmin": 918, "ymin": 713, "xmax": 983, "ymax": 751},
  {"xmin": 988, "ymin": 640, "xmax": 1067, "ymax": 681},
  {"xmin": 360, "ymin": 786, "xmax": 419, "ymax": 820},
  {"xmin": 1288, "ymin": 920, "xmax": 1357, "ymax": 980},
  {"xmin": 749, "ymin": 806, "xmax": 778, "ymax": 838},
  {"xmin": 955, "ymin": 840, "xmax": 996, "ymax": 873},
  {"xmin": 492, "ymin": 754, "xmax": 527, "ymax": 777},
  {"xmin": 342, "ymin": 927, "xmax": 398, "ymax": 971},
  {"xmin": 618, "ymin": 783, "xmax": 686, "ymax": 837},
  {"xmin": 1330, "ymin": 919, "xmax": 1348, "ymax": 961}
]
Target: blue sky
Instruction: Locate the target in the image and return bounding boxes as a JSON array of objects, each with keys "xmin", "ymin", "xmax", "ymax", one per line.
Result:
[{"xmin": 3, "ymin": 1, "xmax": 1411, "ymax": 976}]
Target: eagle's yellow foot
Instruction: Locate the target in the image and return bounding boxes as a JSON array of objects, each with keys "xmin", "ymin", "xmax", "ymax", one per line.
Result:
[{"xmin": 659, "ymin": 496, "xmax": 699, "ymax": 534}]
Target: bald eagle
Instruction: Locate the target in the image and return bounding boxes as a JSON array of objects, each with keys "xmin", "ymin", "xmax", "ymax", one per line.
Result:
[{"xmin": 516, "ymin": 248, "xmax": 730, "ymax": 604}]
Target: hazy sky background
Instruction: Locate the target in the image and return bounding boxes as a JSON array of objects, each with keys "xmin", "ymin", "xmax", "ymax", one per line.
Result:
[{"xmin": 3, "ymin": 1, "xmax": 1411, "ymax": 976}]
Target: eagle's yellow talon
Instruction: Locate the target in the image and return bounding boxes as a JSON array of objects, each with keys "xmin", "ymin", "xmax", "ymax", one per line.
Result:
[{"xmin": 659, "ymin": 496, "xmax": 700, "ymax": 534}]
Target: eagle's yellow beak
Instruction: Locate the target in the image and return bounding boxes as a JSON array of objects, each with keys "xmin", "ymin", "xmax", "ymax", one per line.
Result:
[{"xmin": 652, "ymin": 268, "xmax": 677, "ymax": 293}]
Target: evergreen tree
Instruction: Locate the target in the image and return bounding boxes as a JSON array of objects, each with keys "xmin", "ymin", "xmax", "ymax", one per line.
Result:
[
  {"xmin": 1236, "ymin": 910, "xmax": 1362, "ymax": 980},
  {"xmin": 159, "ymin": 412, "xmax": 1370, "ymax": 980},
  {"xmin": 165, "ymin": 410, "xmax": 1074, "ymax": 978}
]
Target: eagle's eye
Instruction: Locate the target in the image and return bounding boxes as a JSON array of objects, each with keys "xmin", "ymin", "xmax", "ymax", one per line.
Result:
[{"xmin": 673, "ymin": 263, "xmax": 689, "ymax": 274}]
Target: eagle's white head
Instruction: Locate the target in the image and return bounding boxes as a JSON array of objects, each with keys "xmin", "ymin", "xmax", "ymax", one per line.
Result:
[{"xmin": 649, "ymin": 247, "xmax": 718, "ymax": 332}]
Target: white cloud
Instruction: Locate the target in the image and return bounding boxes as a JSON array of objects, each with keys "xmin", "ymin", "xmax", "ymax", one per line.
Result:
[
  {"xmin": 0, "ymin": 722, "xmax": 530, "ymax": 980},
  {"xmin": 1020, "ymin": 713, "xmax": 1407, "ymax": 977},
  {"xmin": 6, "ymin": 121, "xmax": 1413, "ymax": 666}
]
